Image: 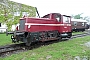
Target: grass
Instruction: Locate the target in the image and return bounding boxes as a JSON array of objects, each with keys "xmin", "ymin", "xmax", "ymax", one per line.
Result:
[
  {"xmin": 0, "ymin": 33, "xmax": 13, "ymax": 46},
  {"xmin": 72, "ymin": 31, "xmax": 87, "ymax": 35},
  {"xmin": 0, "ymin": 34, "xmax": 90, "ymax": 60}
]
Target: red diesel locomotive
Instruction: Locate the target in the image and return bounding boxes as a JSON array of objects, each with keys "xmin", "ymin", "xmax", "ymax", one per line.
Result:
[{"xmin": 7, "ymin": 13, "xmax": 72, "ymax": 46}]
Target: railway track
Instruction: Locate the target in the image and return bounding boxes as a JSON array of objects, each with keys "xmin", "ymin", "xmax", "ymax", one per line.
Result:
[
  {"xmin": 0, "ymin": 43, "xmax": 27, "ymax": 57},
  {"xmin": 0, "ymin": 32, "xmax": 90, "ymax": 57},
  {"xmin": 71, "ymin": 33, "xmax": 90, "ymax": 39}
]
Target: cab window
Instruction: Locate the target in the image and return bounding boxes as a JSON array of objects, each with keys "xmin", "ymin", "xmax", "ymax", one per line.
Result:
[
  {"xmin": 63, "ymin": 16, "xmax": 70, "ymax": 23},
  {"xmin": 54, "ymin": 14, "xmax": 61, "ymax": 22}
]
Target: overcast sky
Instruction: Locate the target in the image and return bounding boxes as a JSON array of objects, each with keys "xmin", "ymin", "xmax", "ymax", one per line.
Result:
[{"xmin": 10, "ymin": 0, "xmax": 90, "ymax": 17}]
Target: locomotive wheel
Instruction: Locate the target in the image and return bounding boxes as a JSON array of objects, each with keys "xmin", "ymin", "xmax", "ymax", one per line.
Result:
[
  {"xmin": 67, "ymin": 36, "xmax": 71, "ymax": 38},
  {"xmin": 26, "ymin": 42, "xmax": 31, "ymax": 46},
  {"xmin": 58, "ymin": 37, "xmax": 61, "ymax": 41}
]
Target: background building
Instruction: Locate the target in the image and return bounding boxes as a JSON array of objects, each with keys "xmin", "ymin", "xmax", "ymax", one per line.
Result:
[{"xmin": 0, "ymin": 0, "xmax": 36, "ymax": 32}]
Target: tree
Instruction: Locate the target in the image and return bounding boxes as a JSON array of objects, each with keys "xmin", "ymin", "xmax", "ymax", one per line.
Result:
[
  {"xmin": 83, "ymin": 16, "xmax": 90, "ymax": 24},
  {"xmin": 72, "ymin": 13, "xmax": 83, "ymax": 19},
  {"xmin": 0, "ymin": 0, "xmax": 36, "ymax": 31},
  {"xmin": 71, "ymin": 13, "xmax": 90, "ymax": 25}
]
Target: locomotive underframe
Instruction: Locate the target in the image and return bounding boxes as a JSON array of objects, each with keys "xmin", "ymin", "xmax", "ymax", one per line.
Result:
[
  {"xmin": 72, "ymin": 28, "xmax": 85, "ymax": 32},
  {"xmin": 10, "ymin": 30, "xmax": 72, "ymax": 46}
]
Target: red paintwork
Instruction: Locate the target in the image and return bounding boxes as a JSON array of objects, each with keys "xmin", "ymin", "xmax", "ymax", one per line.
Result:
[
  {"xmin": 19, "ymin": 13, "xmax": 71, "ymax": 33},
  {"xmin": 16, "ymin": 26, "xmax": 18, "ymax": 31}
]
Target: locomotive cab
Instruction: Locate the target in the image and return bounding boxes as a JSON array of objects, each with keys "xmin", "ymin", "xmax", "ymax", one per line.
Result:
[{"xmin": 42, "ymin": 13, "xmax": 72, "ymax": 38}]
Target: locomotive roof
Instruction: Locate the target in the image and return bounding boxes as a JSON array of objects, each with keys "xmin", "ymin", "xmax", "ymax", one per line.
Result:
[
  {"xmin": 42, "ymin": 13, "xmax": 71, "ymax": 17},
  {"xmin": 71, "ymin": 19, "xmax": 87, "ymax": 22}
]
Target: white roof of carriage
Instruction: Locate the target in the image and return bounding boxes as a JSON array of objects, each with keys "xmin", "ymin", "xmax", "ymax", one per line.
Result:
[{"xmin": 71, "ymin": 19, "xmax": 87, "ymax": 22}]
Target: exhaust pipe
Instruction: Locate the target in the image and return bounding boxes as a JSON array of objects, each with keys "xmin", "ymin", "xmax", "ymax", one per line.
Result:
[{"xmin": 35, "ymin": 7, "xmax": 40, "ymax": 18}]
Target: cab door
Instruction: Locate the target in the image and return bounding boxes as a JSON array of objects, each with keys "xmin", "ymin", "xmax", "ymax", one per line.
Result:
[
  {"xmin": 62, "ymin": 15, "xmax": 71, "ymax": 33},
  {"xmin": 53, "ymin": 13, "xmax": 62, "ymax": 32}
]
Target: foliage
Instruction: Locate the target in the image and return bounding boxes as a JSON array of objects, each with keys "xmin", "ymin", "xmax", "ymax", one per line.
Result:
[
  {"xmin": 72, "ymin": 13, "xmax": 90, "ymax": 21},
  {"xmin": 71, "ymin": 13, "xmax": 90, "ymax": 24},
  {"xmin": 83, "ymin": 16, "xmax": 90, "ymax": 22},
  {"xmin": 0, "ymin": 0, "xmax": 36, "ymax": 30},
  {"xmin": 71, "ymin": 13, "xmax": 83, "ymax": 19}
]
